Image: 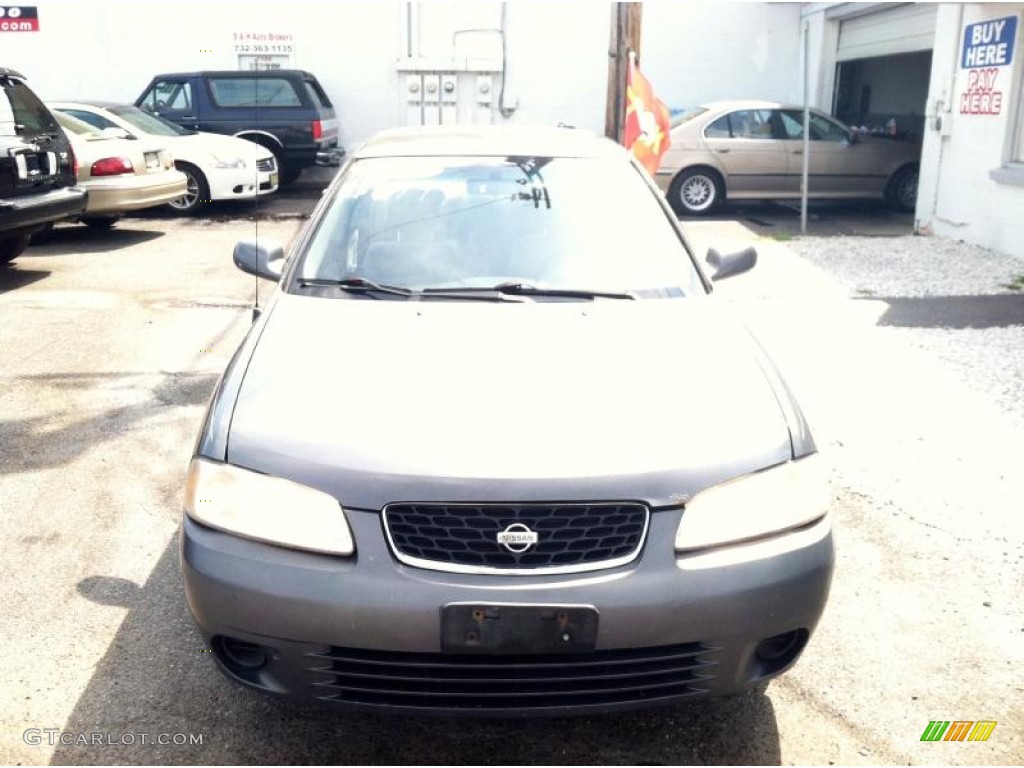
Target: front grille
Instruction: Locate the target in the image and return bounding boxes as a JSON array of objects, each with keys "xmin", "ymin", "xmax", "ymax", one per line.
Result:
[
  {"xmin": 307, "ymin": 643, "xmax": 717, "ymax": 712},
  {"xmin": 383, "ymin": 502, "xmax": 649, "ymax": 574},
  {"xmin": 256, "ymin": 157, "xmax": 276, "ymax": 172}
]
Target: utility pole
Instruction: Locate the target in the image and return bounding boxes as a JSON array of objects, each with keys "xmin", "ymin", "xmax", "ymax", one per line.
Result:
[{"xmin": 605, "ymin": 2, "xmax": 643, "ymax": 142}]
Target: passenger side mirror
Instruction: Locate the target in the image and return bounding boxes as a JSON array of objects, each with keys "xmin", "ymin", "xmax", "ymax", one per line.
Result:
[
  {"xmin": 233, "ymin": 239, "xmax": 285, "ymax": 281},
  {"xmin": 705, "ymin": 246, "xmax": 757, "ymax": 281}
]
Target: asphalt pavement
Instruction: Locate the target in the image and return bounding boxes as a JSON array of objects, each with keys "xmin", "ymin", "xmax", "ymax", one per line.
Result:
[{"xmin": 1, "ymin": 197, "xmax": 1021, "ymax": 765}]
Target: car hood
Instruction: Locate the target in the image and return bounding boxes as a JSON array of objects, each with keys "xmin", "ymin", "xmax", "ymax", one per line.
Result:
[
  {"xmin": 184, "ymin": 131, "xmax": 273, "ymax": 161},
  {"xmin": 226, "ymin": 295, "xmax": 794, "ymax": 509}
]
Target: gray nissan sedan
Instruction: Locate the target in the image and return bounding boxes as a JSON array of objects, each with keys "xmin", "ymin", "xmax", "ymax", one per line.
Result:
[{"xmin": 182, "ymin": 125, "xmax": 834, "ymax": 716}]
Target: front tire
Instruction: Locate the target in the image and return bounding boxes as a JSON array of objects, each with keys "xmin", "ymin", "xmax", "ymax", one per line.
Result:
[
  {"xmin": 886, "ymin": 165, "xmax": 918, "ymax": 213},
  {"xmin": 278, "ymin": 160, "xmax": 302, "ymax": 187},
  {"xmin": 668, "ymin": 168, "xmax": 724, "ymax": 216},
  {"xmin": 167, "ymin": 162, "xmax": 210, "ymax": 214}
]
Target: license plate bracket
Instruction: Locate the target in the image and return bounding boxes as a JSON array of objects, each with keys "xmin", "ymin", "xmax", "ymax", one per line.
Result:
[{"xmin": 441, "ymin": 604, "xmax": 599, "ymax": 654}]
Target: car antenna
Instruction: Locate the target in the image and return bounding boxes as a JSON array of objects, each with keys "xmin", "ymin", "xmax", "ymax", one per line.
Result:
[
  {"xmin": 252, "ymin": 212, "xmax": 261, "ymax": 322},
  {"xmin": 253, "ymin": 267, "xmax": 260, "ymax": 322}
]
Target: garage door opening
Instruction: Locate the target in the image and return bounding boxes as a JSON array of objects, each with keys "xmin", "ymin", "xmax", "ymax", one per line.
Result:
[
  {"xmin": 833, "ymin": 51, "xmax": 932, "ymax": 142},
  {"xmin": 834, "ymin": 51, "xmax": 933, "ymax": 141}
]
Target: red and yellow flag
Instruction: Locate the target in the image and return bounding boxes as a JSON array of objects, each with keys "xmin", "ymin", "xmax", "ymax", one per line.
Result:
[{"xmin": 623, "ymin": 54, "xmax": 671, "ymax": 174}]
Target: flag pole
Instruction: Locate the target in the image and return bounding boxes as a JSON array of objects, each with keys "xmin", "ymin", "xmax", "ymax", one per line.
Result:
[{"xmin": 604, "ymin": 2, "xmax": 641, "ymax": 142}]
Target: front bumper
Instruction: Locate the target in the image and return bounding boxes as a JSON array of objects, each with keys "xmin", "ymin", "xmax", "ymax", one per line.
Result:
[
  {"xmin": 182, "ymin": 508, "xmax": 834, "ymax": 716},
  {"xmin": 206, "ymin": 165, "xmax": 279, "ymax": 201}
]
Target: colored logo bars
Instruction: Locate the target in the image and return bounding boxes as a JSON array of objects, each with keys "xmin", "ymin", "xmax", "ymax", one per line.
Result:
[{"xmin": 920, "ymin": 720, "xmax": 997, "ymax": 742}]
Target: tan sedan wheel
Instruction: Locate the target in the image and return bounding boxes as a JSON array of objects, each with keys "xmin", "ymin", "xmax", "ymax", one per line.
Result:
[{"xmin": 669, "ymin": 169, "xmax": 722, "ymax": 216}]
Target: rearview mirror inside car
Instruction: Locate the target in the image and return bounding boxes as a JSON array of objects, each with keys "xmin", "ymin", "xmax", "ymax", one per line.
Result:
[
  {"xmin": 233, "ymin": 239, "xmax": 285, "ymax": 282},
  {"xmin": 706, "ymin": 246, "xmax": 757, "ymax": 281}
]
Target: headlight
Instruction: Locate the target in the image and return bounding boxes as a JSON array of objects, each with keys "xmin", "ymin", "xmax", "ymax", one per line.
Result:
[
  {"xmin": 211, "ymin": 154, "xmax": 246, "ymax": 169},
  {"xmin": 675, "ymin": 454, "xmax": 828, "ymax": 552},
  {"xmin": 184, "ymin": 458, "xmax": 354, "ymax": 555}
]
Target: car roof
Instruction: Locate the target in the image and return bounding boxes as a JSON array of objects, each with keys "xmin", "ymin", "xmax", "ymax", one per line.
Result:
[
  {"xmin": 698, "ymin": 100, "xmax": 824, "ymax": 112},
  {"xmin": 353, "ymin": 125, "xmax": 629, "ymax": 160},
  {"xmin": 700, "ymin": 100, "xmax": 786, "ymax": 111},
  {"xmin": 148, "ymin": 70, "xmax": 317, "ymax": 79},
  {"xmin": 50, "ymin": 101, "xmax": 127, "ymax": 110}
]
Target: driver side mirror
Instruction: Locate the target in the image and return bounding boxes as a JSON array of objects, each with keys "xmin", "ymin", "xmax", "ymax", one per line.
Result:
[
  {"xmin": 233, "ymin": 238, "xmax": 285, "ymax": 281},
  {"xmin": 706, "ymin": 246, "xmax": 757, "ymax": 281}
]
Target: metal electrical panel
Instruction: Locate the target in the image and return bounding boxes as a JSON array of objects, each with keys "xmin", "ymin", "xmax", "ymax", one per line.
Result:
[{"xmin": 440, "ymin": 74, "xmax": 457, "ymax": 125}]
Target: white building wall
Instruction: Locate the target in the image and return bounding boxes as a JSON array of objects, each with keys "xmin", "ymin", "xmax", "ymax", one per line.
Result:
[
  {"xmin": 3, "ymin": 1, "xmax": 407, "ymax": 149},
  {"xmin": 641, "ymin": 2, "xmax": 803, "ymax": 108},
  {"xmin": 501, "ymin": 3, "xmax": 610, "ymax": 133},
  {"xmin": 917, "ymin": 3, "xmax": 1024, "ymax": 258},
  {"xmin": 2, "ymin": 1, "xmax": 612, "ymax": 149}
]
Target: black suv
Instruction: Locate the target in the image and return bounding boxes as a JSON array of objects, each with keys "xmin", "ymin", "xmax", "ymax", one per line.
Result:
[
  {"xmin": 1, "ymin": 68, "xmax": 86, "ymax": 264},
  {"xmin": 135, "ymin": 70, "xmax": 343, "ymax": 186}
]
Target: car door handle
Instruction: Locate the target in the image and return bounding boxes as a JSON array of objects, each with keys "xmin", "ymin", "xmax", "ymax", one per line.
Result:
[
  {"xmin": 716, "ymin": 148, "xmax": 731, "ymax": 154},
  {"xmin": 182, "ymin": 115, "xmax": 197, "ymax": 121},
  {"xmin": 791, "ymin": 149, "xmax": 804, "ymax": 155}
]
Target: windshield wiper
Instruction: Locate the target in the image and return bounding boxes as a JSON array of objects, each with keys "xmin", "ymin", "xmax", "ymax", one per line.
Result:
[
  {"xmin": 297, "ymin": 277, "xmax": 521, "ymax": 302},
  {"xmin": 297, "ymin": 277, "xmax": 414, "ymax": 297},
  {"xmin": 424, "ymin": 282, "xmax": 636, "ymax": 300}
]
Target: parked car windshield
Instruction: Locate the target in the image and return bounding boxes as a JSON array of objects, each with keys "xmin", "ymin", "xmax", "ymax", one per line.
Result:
[
  {"xmin": 109, "ymin": 105, "xmax": 193, "ymax": 136},
  {"xmin": 295, "ymin": 156, "xmax": 705, "ymax": 299}
]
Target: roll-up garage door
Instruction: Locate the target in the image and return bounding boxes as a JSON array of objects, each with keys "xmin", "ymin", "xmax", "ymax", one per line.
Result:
[{"xmin": 837, "ymin": 4, "xmax": 938, "ymax": 61}]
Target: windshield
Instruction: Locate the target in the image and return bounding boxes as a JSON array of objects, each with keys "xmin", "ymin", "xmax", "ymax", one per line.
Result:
[
  {"xmin": 109, "ymin": 105, "xmax": 192, "ymax": 136},
  {"xmin": 294, "ymin": 156, "xmax": 705, "ymax": 299}
]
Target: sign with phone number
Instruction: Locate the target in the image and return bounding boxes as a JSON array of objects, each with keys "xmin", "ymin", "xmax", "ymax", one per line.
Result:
[
  {"xmin": 233, "ymin": 32, "xmax": 294, "ymax": 55},
  {"xmin": 234, "ymin": 44, "xmax": 294, "ymax": 54}
]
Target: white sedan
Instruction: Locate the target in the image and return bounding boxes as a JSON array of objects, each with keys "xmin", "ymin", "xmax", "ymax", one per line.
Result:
[{"xmin": 51, "ymin": 101, "xmax": 279, "ymax": 214}]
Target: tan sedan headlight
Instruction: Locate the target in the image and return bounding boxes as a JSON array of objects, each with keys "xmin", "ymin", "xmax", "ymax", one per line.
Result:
[
  {"xmin": 675, "ymin": 454, "xmax": 828, "ymax": 552},
  {"xmin": 185, "ymin": 458, "xmax": 354, "ymax": 555}
]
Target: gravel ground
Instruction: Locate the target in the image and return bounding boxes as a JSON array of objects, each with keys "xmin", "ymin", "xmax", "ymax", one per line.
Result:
[
  {"xmin": 787, "ymin": 235, "xmax": 1024, "ymax": 426},
  {"xmin": 787, "ymin": 234, "xmax": 1024, "ymax": 297}
]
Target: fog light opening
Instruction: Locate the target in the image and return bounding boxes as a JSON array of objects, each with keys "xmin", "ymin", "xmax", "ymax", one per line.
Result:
[
  {"xmin": 216, "ymin": 636, "xmax": 268, "ymax": 671},
  {"xmin": 756, "ymin": 629, "xmax": 807, "ymax": 665}
]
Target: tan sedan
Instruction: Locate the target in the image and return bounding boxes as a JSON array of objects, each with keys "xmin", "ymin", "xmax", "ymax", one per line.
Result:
[
  {"xmin": 655, "ymin": 101, "xmax": 921, "ymax": 215},
  {"xmin": 50, "ymin": 110, "xmax": 186, "ymax": 229}
]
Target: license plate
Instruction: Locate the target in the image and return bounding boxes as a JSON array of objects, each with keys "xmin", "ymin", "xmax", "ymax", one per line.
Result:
[
  {"xmin": 441, "ymin": 604, "xmax": 599, "ymax": 654},
  {"xmin": 144, "ymin": 152, "xmax": 160, "ymax": 170},
  {"xmin": 269, "ymin": 172, "xmax": 278, "ymax": 187},
  {"xmin": 15, "ymin": 152, "xmax": 56, "ymax": 179}
]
